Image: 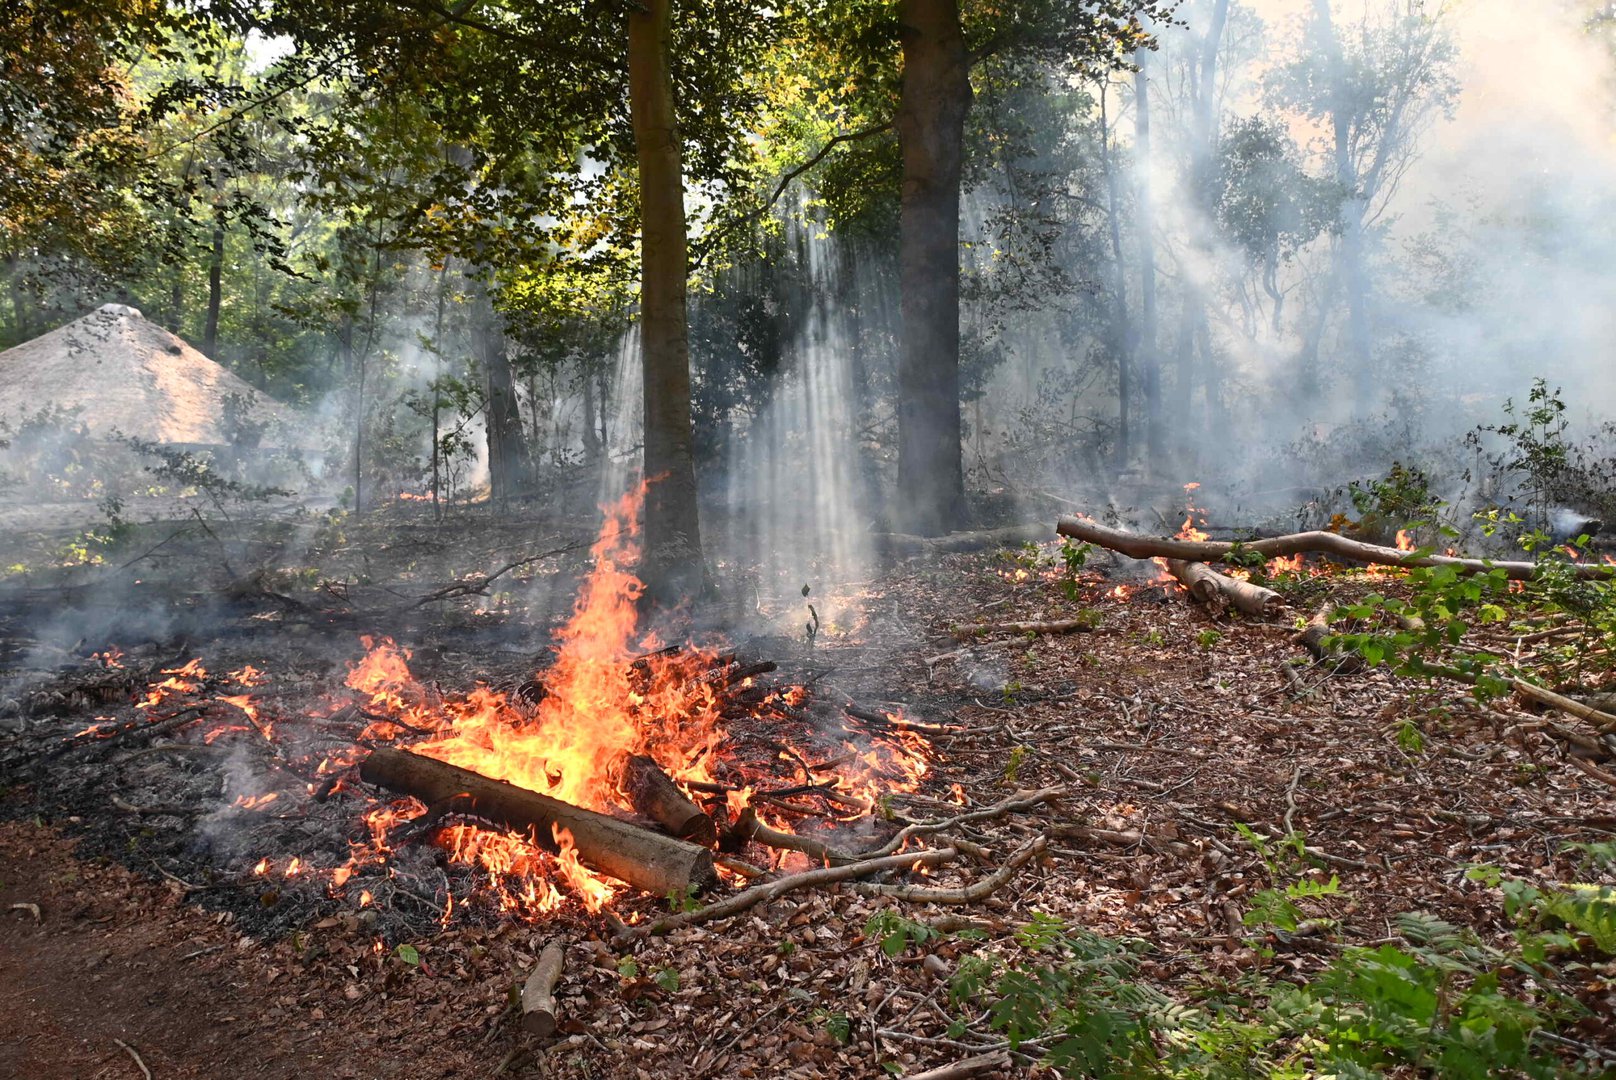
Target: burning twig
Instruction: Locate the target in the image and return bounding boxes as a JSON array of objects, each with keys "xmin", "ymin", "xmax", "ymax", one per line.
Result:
[
  {"xmin": 520, "ymin": 942, "xmax": 566, "ymax": 1037},
  {"xmin": 731, "ymin": 807, "xmax": 854, "ymax": 865},
  {"xmin": 358, "ymin": 746, "xmax": 716, "ymax": 898},
  {"xmin": 622, "ymin": 845, "xmax": 963, "ymax": 944},
  {"xmin": 1057, "ymin": 516, "xmax": 1616, "ymax": 581}
]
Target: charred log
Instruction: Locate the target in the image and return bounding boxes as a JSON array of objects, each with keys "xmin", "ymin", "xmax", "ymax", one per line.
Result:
[
  {"xmin": 358, "ymin": 746, "xmax": 715, "ymax": 897},
  {"xmin": 622, "ymin": 754, "xmax": 717, "ymax": 844}
]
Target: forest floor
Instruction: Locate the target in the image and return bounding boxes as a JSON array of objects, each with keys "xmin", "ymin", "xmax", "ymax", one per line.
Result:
[{"xmin": 2, "ymin": 504, "xmax": 1614, "ymax": 1078}]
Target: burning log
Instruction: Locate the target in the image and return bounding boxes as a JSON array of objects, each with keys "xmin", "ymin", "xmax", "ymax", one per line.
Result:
[
  {"xmin": 876, "ymin": 523, "xmax": 1056, "ymax": 557},
  {"xmin": 622, "ymin": 754, "xmax": 717, "ymax": 844},
  {"xmin": 1164, "ymin": 560, "xmax": 1284, "ymax": 618},
  {"xmin": 358, "ymin": 747, "xmax": 715, "ymax": 897},
  {"xmin": 520, "ymin": 942, "xmax": 565, "ymax": 1037},
  {"xmin": 1057, "ymin": 517, "xmax": 1616, "ymax": 581}
]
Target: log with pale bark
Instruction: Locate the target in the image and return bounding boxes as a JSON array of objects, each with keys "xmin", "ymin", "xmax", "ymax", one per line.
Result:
[
  {"xmin": 520, "ymin": 943, "xmax": 565, "ymax": 1036},
  {"xmin": 1056, "ymin": 517, "xmax": 1616, "ymax": 581},
  {"xmin": 1294, "ymin": 606, "xmax": 1364, "ymax": 673},
  {"xmin": 358, "ymin": 746, "xmax": 714, "ymax": 897},
  {"xmin": 622, "ymin": 754, "xmax": 717, "ymax": 844},
  {"xmin": 951, "ymin": 616, "xmax": 1102, "ymax": 640},
  {"xmin": 903, "ymin": 1051, "xmax": 1012, "ymax": 1080},
  {"xmin": 1165, "ymin": 559, "xmax": 1284, "ymax": 618}
]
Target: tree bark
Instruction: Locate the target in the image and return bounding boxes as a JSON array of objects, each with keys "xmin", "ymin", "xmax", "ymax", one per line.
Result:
[
  {"xmin": 629, "ymin": 0, "xmax": 706, "ymax": 600},
  {"xmin": 1100, "ymin": 85, "xmax": 1132, "ymax": 469},
  {"xmin": 1312, "ymin": 0, "xmax": 1374, "ymax": 413},
  {"xmin": 203, "ymin": 217, "xmax": 224, "ymax": 359},
  {"xmin": 472, "ymin": 276, "xmax": 530, "ymax": 505},
  {"xmin": 895, "ymin": 0, "xmax": 972, "ymax": 536},
  {"xmin": 358, "ymin": 746, "xmax": 716, "ymax": 897},
  {"xmin": 520, "ymin": 943, "xmax": 565, "ymax": 1036},
  {"xmin": 1165, "ymin": 558, "xmax": 1284, "ymax": 618},
  {"xmin": 1133, "ymin": 51, "xmax": 1162, "ymax": 462}
]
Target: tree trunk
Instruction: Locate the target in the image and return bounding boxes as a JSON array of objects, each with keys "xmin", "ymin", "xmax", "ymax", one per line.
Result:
[
  {"xmin": 203, "ymin": 217, "xmax": 224, "ymax": 359},
  {"xmin": 1174, "ymin": 0, "xmax": 1230, "ymax": 448},
  {"xmin": 472, "ymin": 277, "xmax": 530, "ymax": 506},
  {"xmin": 1311, "ymin": 0, "xmax": 1374, "ymax": 414},
  {"xmin": 1133, "ymin": 52, "xmax": 1162, "ymax": 462},
  {"xmin": 895, "ymin": 0, "xmax": 971, "ymax": 536},
  {"xmin": 628, "ymin": 0, "xmax": 706, "ymax": 600},
  {"xmin": 1100, "ymin": 85, "xmax": 1131, "ymax": 469}
]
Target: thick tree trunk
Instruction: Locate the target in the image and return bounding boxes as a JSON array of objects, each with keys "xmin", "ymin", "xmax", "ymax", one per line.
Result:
[
  {"xmin": 895, "ymin": 0, "xmax": 971, "ymax": 536},
  {"xmin": 1174, "ymin": 0, "xmax": 1229, "ymax": 447},
  {"xmin": 1312, "ymin": 0, "xmax": 1374, "ymax": 414},
  {"xmin": 629, "ymin": 0, "xmax": 705, "ymax": 599},
  {"xmin": 203, "ymin": 219, "xmax": 224, "ymax": 359},
  {"xmin": 472, "ymin": 277, "xmax": 530, "ymax": 505},
  {"xmin": 1133, "ymin": 52, "xmax": 1162, "ymax": 462},
  {"xmin": 1100, "ymin": 86, "xmax": 1131, "ymax": 469},
  {"xmin": 358, "ymin": 746, "xmax": 715, "ymax": 897}
]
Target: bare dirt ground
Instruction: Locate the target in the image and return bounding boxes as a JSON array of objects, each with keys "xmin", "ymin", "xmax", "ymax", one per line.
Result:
[{"xmin": 3, "ymin": 515, "xmax": 1615, "ymax": 1078}]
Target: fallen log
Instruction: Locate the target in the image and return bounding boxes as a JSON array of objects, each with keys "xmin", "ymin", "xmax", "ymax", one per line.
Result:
[
  {"xmin": 951, "ymin": 616, "xmax": 1102, "ymax": 640},
  {"xmin": 1165, "ymin": 559, "xmax": 1284, "ymax": 618},
  {"xmin": 358, "ymin": 746, "xmax": 715, "ymax": 897},
  {"xmin": 1294, "ymin": 606, "xmax": 1364, "ymax": 673},
  {"xmin": 520, "ymin": 942, "xmax": 565, "ymax": 1036},
  {"xmin": 622, "ymin": 754, "xmax": 717, "ymax": 844},
  {"xmin": 1056, "ymin": 517, "xmax": 1616, "ymax": 581}
]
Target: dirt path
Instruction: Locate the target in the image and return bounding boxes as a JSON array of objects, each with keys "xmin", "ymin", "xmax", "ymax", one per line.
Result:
[{"xmin": 0, "ymin": 821, "xmax": 487, "ymax": 1079}]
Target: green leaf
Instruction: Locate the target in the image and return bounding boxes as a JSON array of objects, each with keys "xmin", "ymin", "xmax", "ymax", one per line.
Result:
[{"xmin": 395, "ymin": 943, "xmax": 420, "ymax": 966}]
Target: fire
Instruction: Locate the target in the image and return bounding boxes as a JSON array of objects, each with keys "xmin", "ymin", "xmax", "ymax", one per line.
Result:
[
  {"xmin": 136, "ymin": 658, "xmax": 207, "ymax": 709},
  {"xmin": 1395, "ymin": 529, "xmax": 1415, "ymax": 552},
  {"xmin": 104, "ymin": 483, "xmax": 939, "ymax": 921}
]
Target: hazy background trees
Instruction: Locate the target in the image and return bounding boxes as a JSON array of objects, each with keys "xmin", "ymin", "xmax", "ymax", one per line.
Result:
[{"xmin": 5, "ymin": 0, "xmax": 1616, "ymax": 578}]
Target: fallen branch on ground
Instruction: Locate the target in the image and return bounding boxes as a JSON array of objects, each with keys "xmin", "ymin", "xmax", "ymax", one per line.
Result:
[
  {"xmin": 903, "ymin": 1050, "xmax": 1013, "ymax": 1080},
  {"xmin": 858, "ymin": 787, "xmax": 1065, "ymax": 860},
  {"xmin": 622, "ymin": 846, "xmax": 962, "ymax": 943},
  {"xmin": 952, "ymin": 617, "xmax": 1103, "ymax": 640},
  {"xmin": 851, "ymin": 835, "xmax": 1047, "ymax": 903},
  {"xmin": 1056, "ymin": 517, "xmax": 1616, "ymax": 581}
]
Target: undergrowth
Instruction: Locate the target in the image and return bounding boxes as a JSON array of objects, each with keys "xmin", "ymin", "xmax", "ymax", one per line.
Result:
[{"xmin": 869, "ymin": 844, "xmax": 1616, "ymax": 1077}]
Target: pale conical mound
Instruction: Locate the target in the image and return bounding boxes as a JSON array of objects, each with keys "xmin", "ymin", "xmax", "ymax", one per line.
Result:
[{"xmin": 0, "ymin": 304, "xmax": 312, "ymax": 448}]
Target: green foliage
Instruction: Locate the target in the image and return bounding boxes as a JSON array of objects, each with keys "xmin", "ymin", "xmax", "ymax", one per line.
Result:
[
  {"xmin": 1058, "ymin": 539, "xmax": 1091, "ymax": 602},
  {"xmin": 865, "ymin": 910, "xmax": 941, "ymax": 958},
  {"xmin": 1003, "ymin": 744, "xmax": 1031, "ymax": 784},
  {"xmin": 652, "ymin": 967, "xmax": 681, "ymax": 993},
  {"xmin": 1195, "ymin": 629, "xmax": 1223, "ymax": 648},
  {"xmin": 394, "ymin": 943, "xmax": 420, "ymax": 966}
]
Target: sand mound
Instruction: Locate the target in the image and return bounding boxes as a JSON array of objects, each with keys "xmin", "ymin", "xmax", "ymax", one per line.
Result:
[{"xmin": 0, "ymin": 304, "xmax": 313, "ymax": 448}]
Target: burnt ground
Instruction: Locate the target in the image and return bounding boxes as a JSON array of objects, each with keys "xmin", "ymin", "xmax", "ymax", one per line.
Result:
[{"xmin": 3, "ymin": 509, "xmax": 1616, "ymax": 1078}]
